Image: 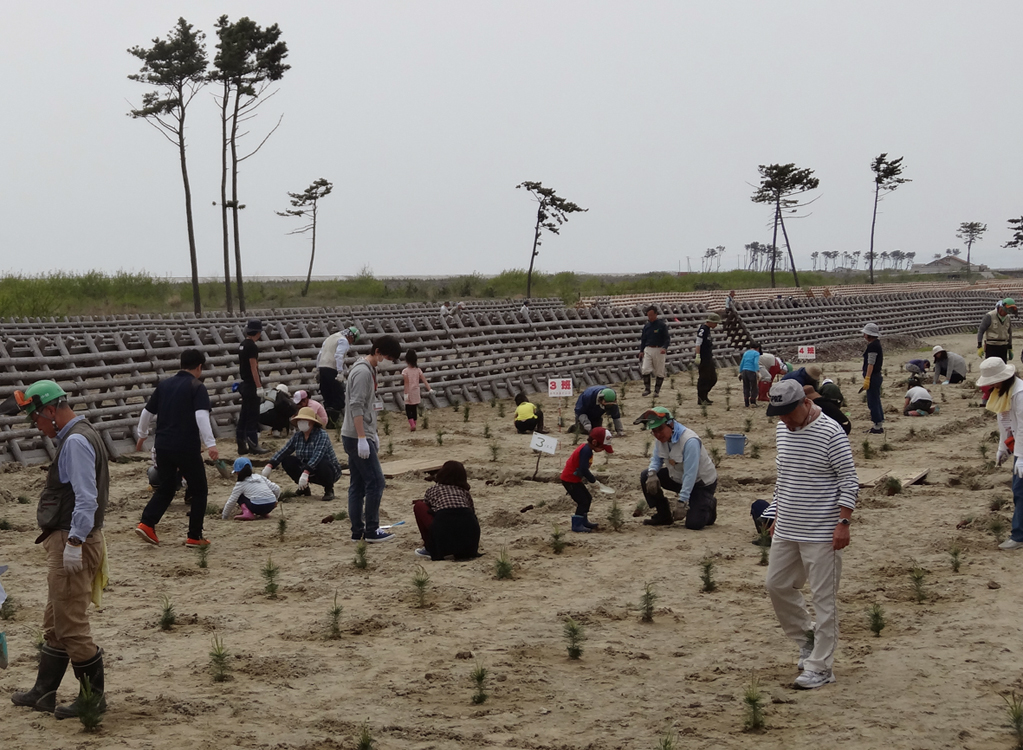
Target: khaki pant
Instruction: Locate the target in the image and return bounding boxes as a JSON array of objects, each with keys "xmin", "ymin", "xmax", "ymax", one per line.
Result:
[
  {"xmin": 641, "ymin": 347, "xmax": 666, "ymax": 378},
  {"xmin": 42, "ymin": 529, "xmax": 103, "ymax": 662},
  {"xmin": 765, "ymin": 538, "xmax": 843, "ymax": 673}
]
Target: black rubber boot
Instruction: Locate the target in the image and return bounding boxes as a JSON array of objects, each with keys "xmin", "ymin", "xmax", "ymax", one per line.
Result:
[
  {"xmin": 654, "ymin": 377, "xmax": 664, "ymax": 396},
  {"xmin": 642, "ymin": 375, "xmax": 652, "ymax": 396},
  {"xmin": 236, "ymin": 439, "xmax": 248, "ymax": 456},
  {"xmin": 12, "ymin": 644, "xmax": 70, "ymax": 713},
  {"xmin": 54, "ymin": 648, "xmax": 105, "ymax": 720},
  {"xmin": 643, "ymin": 498, "xmax": 674, "ymax": 526},
  {"xmin": 247, "ymin": 439, "xmax": 270, "ymax": 455},
  {"xmin": 322, "ymin": 485, "xmax": 335, "ymax": 501}
]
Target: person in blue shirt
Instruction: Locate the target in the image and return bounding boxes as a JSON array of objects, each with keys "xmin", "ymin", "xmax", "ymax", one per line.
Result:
[
  {"xmin": 639, "ymin": 306, "xmax": 670, "ymax": 397},
  {"xmin": 739, "ymin": 344, "xmax": 762, "ymax": 407},
  {"xmin": 574, "ymin": 386, "xmax": 624, "ymax": 437}
]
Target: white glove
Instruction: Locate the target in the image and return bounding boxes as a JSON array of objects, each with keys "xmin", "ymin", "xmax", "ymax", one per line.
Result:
[
  {"xmin": 358, "ymin": 437, "xmax": 370, "ymax": 459},
  {"xmin": 997, "ymin": 446, "xmax": 1010, "ymax": 467},
  {"xmin": 261, "ymin": 464, "xmax": 273, "ymax": 478},
  {"xmin": 63, "ymin": 543, "xmax": 83, "ymax": 574},
  {"xmin": 1014, "ymin": 459, "xmax": 1023, "ymax": 479},
  {"xmin": 298, "ymin": 471, "xmax": 310, "ymax": 490}
]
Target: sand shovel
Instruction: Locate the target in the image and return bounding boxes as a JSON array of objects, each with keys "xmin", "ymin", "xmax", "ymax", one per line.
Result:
[
  {"xmin": 214, "ymin": 459, "xmax": 233, "ymax": 480},
  {"xmin": 378, "ymin": 521, "xmax": 406, "ymax": 531},
  {"xmin": 593, "ymin": 481, "xmax": 616, "ymax": 495}
]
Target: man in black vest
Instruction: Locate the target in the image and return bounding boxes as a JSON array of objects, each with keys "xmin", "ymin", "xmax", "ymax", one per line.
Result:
[
  {"xmin": 237, "ymin": 319, "xmax": 270, "ymax": 454},
  {"xmin": 134, "ymin": 348, "xmax": 218, "ymax": 547},
  {"xmin": 2, "ymin": 380, "xmax": 108, "ymax": 720}
]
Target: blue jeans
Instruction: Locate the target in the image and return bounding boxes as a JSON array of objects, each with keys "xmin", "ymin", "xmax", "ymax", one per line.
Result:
[
  {"xmin": 1012, "ymin": 458, "xmax": 1023, "ymax": 543},
  {"xmin": 342, "ymin": 435, "xmax": 385, "ymax": 537},
  {"xmin": 866, "ymin": 374, "xmax": 884, "ymax": 425}
]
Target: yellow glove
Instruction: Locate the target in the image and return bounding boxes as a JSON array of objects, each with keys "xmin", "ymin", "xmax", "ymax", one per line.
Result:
[
  {"xmin": 862, "ymin": 377, "xmax": 871, "ymax": 391},
  {"xmin": 978, "ymin": 347, "xmax": 985, "ymax": 358}
]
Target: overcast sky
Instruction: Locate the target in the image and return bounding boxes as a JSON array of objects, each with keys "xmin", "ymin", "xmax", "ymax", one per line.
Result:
[{"xmin": 2, "ymin": 1, "xmax": 1021, "ymax": 281}]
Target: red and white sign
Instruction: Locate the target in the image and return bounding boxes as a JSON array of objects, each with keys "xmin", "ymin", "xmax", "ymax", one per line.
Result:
[
  {"xmin": 548, "ymin": 378, "xmax": 573, "ymax": 398},
  {"xmin": 797, "ymin": 345, "xmax": 816, "ymax": 361}
]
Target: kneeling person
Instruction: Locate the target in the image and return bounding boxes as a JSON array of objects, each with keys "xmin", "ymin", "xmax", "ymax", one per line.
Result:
[
  {"xmin": 635, "ymin": 407, "xmax": 717, "ymax": 529},
  {"xmin": 904, "ymin": 385, "xmax": 938, "ymax": 416}
]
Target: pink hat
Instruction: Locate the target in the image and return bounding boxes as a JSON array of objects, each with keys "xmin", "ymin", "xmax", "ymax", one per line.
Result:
[{"xmin": 292, "ymin": 390, "xmax": 308, "ymax": 404}]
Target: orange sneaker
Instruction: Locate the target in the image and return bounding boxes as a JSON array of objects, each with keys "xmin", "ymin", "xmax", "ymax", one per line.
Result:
[
  {"xmin": 185, "ymin": 538, "xmax": 211, "ymax": 548},
  {"xmin": 135, "ymin": 523, "xmax": 159, "ymax": 545}
]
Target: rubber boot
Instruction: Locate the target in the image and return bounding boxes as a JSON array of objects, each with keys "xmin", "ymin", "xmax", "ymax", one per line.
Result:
[
  {"xmin": 55, "ymin": 648, "xmax": 105, "ymax": 720},
  {"xmin": 654, "ymin": 377, "xmax": 664, "ymax": 397},
  {"xmin": 322, "ymin": 485, "xmax": 336, "ymax": 502},
  {"xmin": 236, "ymin": 506, "xmax": 256, "ymax": 521},
  {"xmin": 642, "ymin": 375, "xmax": 652, "ymax": 396},
  {"xmin": 247, "ymin": 438, "xmax": 270, "ymax": 455},
  {"xmin": 409, "ymin": 418, "xmax": 416, "ymax": 432},
  {"xmin": 582, "ymin": 516, "xmax": 599, "ymax": 530},
  {"xmin": 236, "ymin": 439, "xmax": 248, "ymax": 456},
  {"xmin": 12, "ymin": 644, "xmax": 69, "ymax": 713},
  {"xmin": 643, "ymin": 498, "xmax": 674, "ymax": 526},
  {"xmin": 571, "ymin": 515, "xmax": 593, "ymax": 533}
]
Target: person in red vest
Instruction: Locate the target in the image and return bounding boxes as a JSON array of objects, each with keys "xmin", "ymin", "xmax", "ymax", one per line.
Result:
[{"xmin": 559, "ymin": 427, "xmax": 614, "ymax": 533}]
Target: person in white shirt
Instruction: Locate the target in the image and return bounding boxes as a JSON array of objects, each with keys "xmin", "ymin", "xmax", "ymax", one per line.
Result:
[
  {"xmin": 977, "ymin": 357, "xmax": 1023, "ymax": 550},
  {"xmin": 222, "ymin": 457, "xmax": 281, "ymax": 520},
  {"xmin": 317, "ymin": 326, "xmax": 358, "ymax": 424},
  {"xmin": 903, "ymin": 385, "xmax": 937, "ymax": 416},
  {"xmin": 760, "ymin": 379, "xmax": 858, "ymax": 690}
]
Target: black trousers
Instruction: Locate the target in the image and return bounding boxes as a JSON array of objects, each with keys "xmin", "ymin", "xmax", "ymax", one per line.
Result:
[
  {"xmin": 141, "ymin": 449, "xmax": 208, "ymax": 540},
  {"xmin": 697, "ymin": 362, "xmax": 718, "ymax": 402},
  {"xmin": 985, "ymin": 344, "xmax": 1009, "ymax": 363},
  {"xmin": 515, "ymin": 414, "xmax": 545, "ymax": 433},
  {"xmin": 640, "ymin": 467, "xmax": 717, "ymax": 530},
  {"xmin": 562, "ymin": 480, "xmax": 593, "ymax": 516},
  {"xmin": 280, "ymin": 454, "xmax": 339, "ymax": 489},
  {"xmin": 318, "ymin": 367, "xmax": 345, "ymax": 421},
  {"xmin": 236, "ymin": 382, "xmax": 261, "ymax": 445}
]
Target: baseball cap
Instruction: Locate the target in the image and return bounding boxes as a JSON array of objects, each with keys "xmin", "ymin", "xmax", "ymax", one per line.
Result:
[
  {"xmin": 1001, "ymin": 298, "xmax": 1018, "ymax": 311},
  {"xmin": 767, "ymin": 380, "xmax": 806, "ymax": 416},
  {"xmin": 599, "ymin": 388, "xmax": 617, "ymax": 403},
  {"xmin": 706, "ymin": 313, "xmax": 722, "ymax": 324},
  {"xmin": 632, "ymin": 407, "xmax": 673, "ymax": 430},
  {"xmin": 292, "ymin": 389, "xmax": 308, "ymax": 404},
  {"xmin": 589, "ymin": 426, "xmax": 614, "ymax": 453},
  {"xmin": 232, "ymin": 457, "xmax": 252, "ymax": 473}
]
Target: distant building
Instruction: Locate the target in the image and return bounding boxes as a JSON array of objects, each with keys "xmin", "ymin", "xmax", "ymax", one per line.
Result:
[{"xmin": 910, "ymin": 255, "xmax": 987, "ymax": 274}]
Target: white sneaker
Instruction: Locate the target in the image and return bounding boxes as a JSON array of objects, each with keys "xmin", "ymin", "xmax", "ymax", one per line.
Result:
[
  {"xmin": 999, "ymin": 538, "xmax": 1023, "ymax": 550},
  {"xmin": 794, "ymin": 669, "xmax": 836, "ymax": 689}
]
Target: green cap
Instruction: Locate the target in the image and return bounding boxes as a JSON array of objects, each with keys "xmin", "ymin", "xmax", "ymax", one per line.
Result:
[
  {"xmin": 599, "ymin": 388, "xmax": 617, "ymax": 403},
  {"xmin": 22, "ymin": 380, "xmax": 68, "ymax": 416},
  {"xmin": 1001, "ymin": 298, "xmax": 1017, "ymax": 309},
  {"xmin": 346, "ymin": 326, "xmax": 361, "ymax": 341},
  {"xmin": 707, "ymin": 312, "xmax": 721, "ymax": 324},
  {"xmin": 633, "ymin": 406, "xmax": 673, "ymax": 430}
]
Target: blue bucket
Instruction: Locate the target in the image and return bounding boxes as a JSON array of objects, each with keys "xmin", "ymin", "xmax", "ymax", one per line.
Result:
[{"xmin": 724, "ymin": 433, "xmax": 747, "ymax": 456}]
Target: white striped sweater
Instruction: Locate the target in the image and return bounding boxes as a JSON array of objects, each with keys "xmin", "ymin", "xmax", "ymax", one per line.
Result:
[{"xmin": 762, "ymin": 413, "xmax": 858, "ymax": 543}]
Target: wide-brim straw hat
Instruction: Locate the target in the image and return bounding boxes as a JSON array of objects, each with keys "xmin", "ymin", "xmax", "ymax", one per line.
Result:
[
  {"xmin": 976, "ymin": 357, "xmax": 1017, "ymax": 387},
  {"xmin": 290, "ymin": 406, "xmax": 326, "ymax": 427}
]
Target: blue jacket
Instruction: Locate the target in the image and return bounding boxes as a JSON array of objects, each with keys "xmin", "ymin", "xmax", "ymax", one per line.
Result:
[
  {"xmin": 575, "ymin": 385, "xmax": 612, "ymax": 424},
  {"xmin": 740, "ymin": 349, "xmax": 761, "ymax": 372}
]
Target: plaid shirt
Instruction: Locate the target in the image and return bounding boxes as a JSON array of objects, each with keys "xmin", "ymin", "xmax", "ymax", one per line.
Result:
[
  {"xmin": 271, "ymin": 427, "xmax": 342, "ymax": 479},
  {"xmin": 425, "ymin": 484, "xmax": 475, "ymax": 512}
]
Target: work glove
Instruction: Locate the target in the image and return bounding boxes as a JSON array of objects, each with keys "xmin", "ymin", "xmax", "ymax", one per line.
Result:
[
  {"xmin": 978, "ymin": 347, "xmax": 985, "ymax": 358},
  {"xmin": 261, "ymin": 464, "xmax": 273, "ymax": 478},
  {"xmin": 996, "ymin": 445, "xmax": 1010, "ymax": 467},
  {"xmin": 862, "ymin": 377, "xmax": 870, "ymax": 391},
  {"xmin": 1014, "ymin": 458, "xmax": 1023, "ymax": 479},
  {"xmin": 358, "ymin": 437, "xmax": 371, "ymax": 459},
  {"xmin": 298, "ymin": 471, "xmax": 310, "ymax": 490},
  {"xmin": 63, "ymin": 543, "xmax": 83, "ymax": 574},
  {"xmin": 694, "ymin": 356, "xmax": 701, "ymax": 366},
  {"xmin": 672, "ymin": 501, "xmax": 689, "ymax": 522},
  {"xmin": 645, "ymin": 475, "xmax": 661, "ymax": 496}
]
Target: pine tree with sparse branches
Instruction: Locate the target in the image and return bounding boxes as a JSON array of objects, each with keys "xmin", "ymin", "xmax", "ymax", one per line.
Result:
[
  {"xmin": 868, "ymin": 153, "xmax": 910, "ymax": 284},
  {"xmin": 516, "ymin": 181, "xmax": 587, "ymax": 298}
]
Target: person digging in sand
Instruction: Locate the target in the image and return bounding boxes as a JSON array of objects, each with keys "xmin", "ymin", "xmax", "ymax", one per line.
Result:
[
  {"xmin": 559, "ymin": 426, "xmax": 614, "ymax": 533},
  {"xmin": 262, "ymin": 406, "xmax": 343, "ymax": 501},
  {"xmin": 221, "ymin": 457, "xmax": 281, "ymax": 520}
]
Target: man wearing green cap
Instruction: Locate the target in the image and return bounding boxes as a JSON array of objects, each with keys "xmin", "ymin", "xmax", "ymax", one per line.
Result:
[
  {"xmin": 634, "ymin": 407, "xmax": 718, "ymax": 528},
  {"xmin": 1, "ymin": 381, "xmax": 108, "ymax": 719},
  {"xmin": 574, "ymin": 385, "xmax": 625, "ymax": 437},
  {"xmin": 978, "ymin": 299, "xmax": 1017, "ymax": 363},
  {"xmin": 318, "ymin": 325, "xmax": 359, "ymax": 425},
  {"xmin": 695, "ymin": 313, "xmax": 721, "ymax": 405}
]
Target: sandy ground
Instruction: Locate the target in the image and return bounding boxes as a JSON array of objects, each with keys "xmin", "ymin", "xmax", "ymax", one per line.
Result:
[{"xmin": 0, "ymin": 331, "xmax": 1021, "ymax": 749}]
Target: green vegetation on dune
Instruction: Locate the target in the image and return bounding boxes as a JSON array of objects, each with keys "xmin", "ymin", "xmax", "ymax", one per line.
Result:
[{"xmin": 0, "ymin": 268, "xmax": 977, "ymax": 318}]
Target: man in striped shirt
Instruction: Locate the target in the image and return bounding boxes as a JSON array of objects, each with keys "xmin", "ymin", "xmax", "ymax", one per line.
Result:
[{"xmin": 761, "ymin": 379, "xmax": 858, "ymax": 690}]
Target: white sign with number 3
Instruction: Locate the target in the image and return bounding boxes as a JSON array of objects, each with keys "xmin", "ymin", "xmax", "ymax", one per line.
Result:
[{"xmin": 530, "ymin": 432, "xmax": 558, "ymax": 455}]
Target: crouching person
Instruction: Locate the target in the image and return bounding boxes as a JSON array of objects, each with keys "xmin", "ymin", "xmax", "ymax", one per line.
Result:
[
  {"xmin": 413, "ymin": 461, "xmax": 481, "ymax": 560},
  {"xmin": 634, "ymin": 407, "xmax": 717, "ymax": 529},
  {"xmin": 262, "ymin": 407, "xmax": 343, "ymax": 501},
  {"xmin": 2, "ymin": 380, "xmax": 107, "ymax": 719}
]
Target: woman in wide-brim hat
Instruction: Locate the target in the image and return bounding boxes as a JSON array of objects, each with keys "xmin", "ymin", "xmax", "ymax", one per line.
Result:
[
  {"xmin": 977, "ymin": 357, "xmax": 1023, "ymax": 550},
  {"xmin": 262, "ymin": 406, "xmax": 343, "ymax": 501}
]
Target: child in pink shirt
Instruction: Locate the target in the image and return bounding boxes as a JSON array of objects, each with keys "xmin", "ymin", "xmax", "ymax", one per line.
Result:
[{"xmin": 402, "ymin": 349, "xmax": 432, "ymax": 431}]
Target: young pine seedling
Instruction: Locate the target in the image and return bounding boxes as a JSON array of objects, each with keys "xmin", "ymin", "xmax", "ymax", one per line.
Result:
[
  {"xmin": 277, "ymin": 513, "xmax": 287, "ymax": 543},
  {"xmin": 0, "ymin": 519, "xmax": 11, "ymax": 531},
  {"xmin": 422, "ymin": 414, "xmax": 430, "ymax": 430},
  {"xmin": 159, "ymin": 595, "xmax": 176, "ymax": 631},
  {"xmin": 463, "ymin": 404, "xmax": 471, "ymax": 423},
  {"xmin": 868, "ymin": 602, "xmax": 886, "ymax": 637},
  {"xmin": 550, "ymin": 525, "xmax": 566, "ymax": 554},
  {"xmin": 328, "ymin": 591, "xmax": 343, "ymax": 639},
  {"xmin": 862, "ymin": 440, "xmax": 876, "ymax": 460},
  {"xmin": 262, "ymin": 555, "xmax": 280, "ymax": 599},
  {"xmin": 989, "ymin": 516, "xmax": 1008, "ymax": 543},
  {"xmin": 494, "ymin": 547, "xmax": 514, "ymax": 580},
  {"xmin": 204, "ymin": 503, "xmax": 220, "ymax": 517},
  {"xmin": 1003, "ymin": 691, "xmax": 1023, "ymax": 750},
  {"xmin": 910, "ymin": 566, "xmax": 927, "ymax": 603},
  {"xmin": 880, "ymin": 441, "xmax": 893, "ymax": 452},
  {"xmin": 563, "ymin": 617, "xmax": 585, "ymax": 659},
  {"xmin": 489, "ymin": 441, "xmax": 500, "ymax": 462},
  {"xmin": 750, "ymin": 443, "xmax": 761, "ymax": 459},
  {"xmin": 436, "ymin": 430, "xmax": 445, "ymax": 447},
  {"xmin": 950, "ymin": 544, "xmax": 962, "ymax": 573},
  {"xmin": 196, "ymin": 544, "xmax": 210, "ymax": 569},
  {"xmin": 412, "ymin": 565, "xmax": 430, "ymax": 608},
  {"xmin": 209, "ymin": 633, "xmax": 230, "ymax": 682},
  {"xmin": 356, "ymin": 724, "xmax": 375, "ymax": 750},
  {"xmin": 382, "ymin": 416, "xmax": 390, "ymax": 436},
  {"xmin": 17, "ymin": 495, "xmax": 31, "ymax": 504},
  {"xmin": 725, "ymin": 396, "xmax": 731, "ymax": 411},
  {"xmin": 885, "ymin": 476, "xmax": 902, "ymax": 496},
  {"xmin": 700, "ymin": 558, "xmax": 717, "ymax": 593},
  {"xmin": 490, "ymin": 396, "xmax": 497, "ymax": 409},
  {"xmin": 470, "ymin": 661, "xmax": 489, "ymax": 705},
  {"xmin": 709, "ymin": 447, "xmax": 721, "ymax": 466},
  {"xmin": 700, "ymin": 405, "xmax": 708, "ymax": 419},
  {"xmin": 497, "ymin": 402, "xmax": 506, "ymax": 418},
  {"xmin": 675, "ymin": 391, "xmax": 683, "ymax": 406},
  {"xmin": 483, "ymin": 423, "xmax": 491, "ymax": 439},
  {"xmin": 354, "ymin": 540, "xmax": 369, "ymax": 569},
  {"xmin": 742, "ymin": 672, "xmax": 766, "ymax": 731},
  {"xmin": 744, "ymin": 417, "xmax": 753, "ymax": 432},
  {"xmin": 658, "ymin": 729, "xmax": 679, "ymax": 750},
  {"xmin": 77, "ymin": 675, "xmax": 104, "ymax": 732},
  {"xmin": 640, "ymin": 582, "xmax": 657, "ymax": 623},
  {"xmin": 908, "ymin": 426, "xmax": 916, "ymax": 438},
  {"xmin": 333, "ymin": 509, "xmax": 349, "ymax": 521},
  {"xmin": 607, "ymin": 498, "xmax": 625, "ymax": 532}
]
